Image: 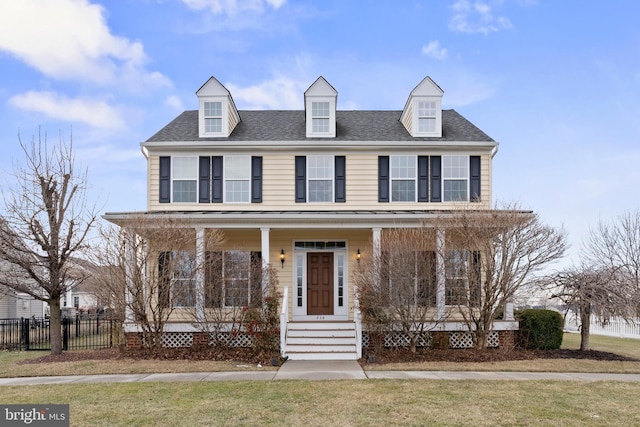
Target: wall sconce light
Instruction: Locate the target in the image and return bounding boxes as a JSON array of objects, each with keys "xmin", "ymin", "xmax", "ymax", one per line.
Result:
[
  {"xmin": 356, "ymin": 248, "xmax": 361, "ymax": 262},
  {"xmin": 280, "ymin": 249, "xmax": 285, "ymax": 268}
]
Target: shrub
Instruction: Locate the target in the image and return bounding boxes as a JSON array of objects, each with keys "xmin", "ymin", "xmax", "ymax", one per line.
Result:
[{"xmin": 518, "ymin": 309, "xmax": 564, "ymax": 350}]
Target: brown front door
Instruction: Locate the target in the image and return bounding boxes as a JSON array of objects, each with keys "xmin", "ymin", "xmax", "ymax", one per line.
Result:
[{"xmin": 307, "ymin": 252, "xmax": 334, "ymax": 315}]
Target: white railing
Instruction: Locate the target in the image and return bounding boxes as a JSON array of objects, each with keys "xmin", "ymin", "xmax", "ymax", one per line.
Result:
[
  {"xmin": 280, "ymin": 286, "xmax": 289, "ymax": 357},
  {"xmin": 565, "ymin": 311, "xmax": 640, "ymax": 340},
  {"xmin": 354, "ymin": 294, "xmax": 362, "ymax": 358}
]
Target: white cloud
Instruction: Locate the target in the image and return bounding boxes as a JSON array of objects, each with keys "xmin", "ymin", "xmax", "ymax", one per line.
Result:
[
  {"xmin": 449, "ymin": 0, "xmax": 512, "ymax": 35},
  {"xmin": 0, "ymin": 0, "xmax": 170, "ymax": 89},
  {"xmin": 9, "ymin": 91, "xmax": 127, "ymax": 131},
  {"xmin": 226, "ymin": 76, "xmax": 304, "ymax": 109},
  {"xmin": 421, "ymin": 41, "xmax": 448, "ymax": 60},
  {"xmin": 180, "ymin": 0, "xmax": 285, "ymax": 15},
  {"xmin": 164, "ymin": 95, "xmax": 185, "ymax": 111}
]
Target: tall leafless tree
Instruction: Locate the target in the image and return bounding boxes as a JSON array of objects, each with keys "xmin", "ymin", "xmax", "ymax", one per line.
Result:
[
  {"xmin": 0, "ymin": 133, "xmax": 97, "ymax": 354},
  {"xmin": 91, "ymin": 216, "xmax": 225, "ymax": 351},
  {"xmin": 441, "ymin": 204, "xmax": 568, "ymax": 349}
]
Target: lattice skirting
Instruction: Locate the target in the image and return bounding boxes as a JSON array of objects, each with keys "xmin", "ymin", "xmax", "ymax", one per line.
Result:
[
  {"xmin": 136, "ymin": 332, "xmax": 254, "ymax": 348},
  {"xmin": 362, "ymin": 331, "xmax": 500, "ymax": 349}
]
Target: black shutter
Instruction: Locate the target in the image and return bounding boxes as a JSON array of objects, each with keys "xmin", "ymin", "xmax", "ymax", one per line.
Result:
[
  {"xmin": 295, "ymin": 156, "xmax": 306, "ymax": 203},
  {"xmin": 158, "ymin": 252, "xmax": 171, "ymax": 308},
  {"xmin": 430, "ymin": 156, "xmax": 441, "ymax": 202},
  {"xmin": 205, "ymin": 251, "xmax": 223, "ymax": 308},
  {"xmin": 159, "ymin": 156, "xmax": 171, "ymax": 203},
  {"xmin": 470, "ymin": 156, "xmax": 481, "ymax": 202},
  {"xmin": 335, "ymin": 156, "xmax": 346, "ymax": 203},
  {"xmin": 199, "ymin": 157, "xmax": 211, "ymax": 203},
  {"xmin": 378, "ymin": 156, "xmax": 389, "ymax": 202},
  {"xmin": 418, "ymin": 156, "xmax": 429, "ymax": 202},
  {"xmin": 250, "ymin": 251, "xmax": 263, "ymax": 307},
  {"xmin": 251, "ymin": 156, "xmax": 263, "ymax": 203},
  {"xmin": 212, "ymin": 156, "xmax": 223, "ymax": 203}
]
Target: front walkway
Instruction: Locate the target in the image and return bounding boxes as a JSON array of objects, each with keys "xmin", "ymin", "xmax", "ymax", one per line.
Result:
[{"xmin": 2, "ymin": 360, "xmax": 640, "ymax": 385}]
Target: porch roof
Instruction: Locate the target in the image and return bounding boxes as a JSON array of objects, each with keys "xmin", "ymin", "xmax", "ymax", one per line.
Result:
[{"xmin": 102, "ymin": 209, "xmax": 532, "ymax": 229}]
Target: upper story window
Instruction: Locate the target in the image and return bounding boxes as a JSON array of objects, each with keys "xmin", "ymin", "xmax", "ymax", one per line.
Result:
[
  {"xmin": 224, "ymin": 156, "xmax": 251, "ymax": 203},
  {"xmin": 390, "ymin": 155, "xmax": 416, "ymax": 202},
  {"xmin": 204, "ymin": 101, "xmax": 222, "ymax": 133},
  {"xmin": 311, "ymin": 102, "xmax": 330, "ymax": 133},
  {"xmin": 172, "ymin": 157, "xmax": 198, "ymax": 203},
  {"xmin": 308, "ymin": 155, "xmax": 334, "ymax": 202},
  {"xmin": 418, "ymin": 101, "xmax": 437, "ymax": 133},
  {"xmin": 443, "ymin": 155, "xmax": 469, "ymax": 202}
]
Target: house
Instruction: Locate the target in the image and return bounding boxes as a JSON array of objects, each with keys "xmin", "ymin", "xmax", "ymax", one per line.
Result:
[{"xmin": 103, "ymin": 75, "xmax": 518, "ymax": 359}]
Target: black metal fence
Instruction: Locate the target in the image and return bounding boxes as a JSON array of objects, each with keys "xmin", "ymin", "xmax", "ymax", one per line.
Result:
[{"xmin": 0, "ymin": 315, "xmax": 123, "ymax": 351}]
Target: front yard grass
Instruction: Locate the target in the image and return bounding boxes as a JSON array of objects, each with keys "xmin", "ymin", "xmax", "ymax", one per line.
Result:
[{"xmin": 1, "ymin": 380, "xmax": 639, "ymax": 426}]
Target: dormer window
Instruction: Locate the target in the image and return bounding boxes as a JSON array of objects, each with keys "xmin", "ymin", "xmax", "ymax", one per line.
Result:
[
  {"xmin": 418, "ymin": 101, "xmax": 437, "ymax": 133},
  {"xmin": 312, "ymin": 102, "xmax": 330, "ymax": 133},
  {"xmin": 304, "ymin": 76, "xmax": 338, "ymax": 138},
  {"xmin": 204, "ymin": 101, "xmax": 222, "ymax": 133}
]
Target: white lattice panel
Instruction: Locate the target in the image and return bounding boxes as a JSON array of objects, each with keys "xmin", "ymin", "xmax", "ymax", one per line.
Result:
[
  {"xmin": 161, "ymin": 332, "xmax": 193, "ymax": 348},
  {"xmin": 363, "ymin": 332, "xmax": 432, "ymax": 349},
  {"xmin": 487, "ymin": 331, "xmax": 499, "ymax": 348},
  {"xmin": 449, "ymin": 331, "xmax": 474, "ymax": 349},
  {"xmin": 209, "ymin": 332, "xmax": 252, "ymax": 348}
]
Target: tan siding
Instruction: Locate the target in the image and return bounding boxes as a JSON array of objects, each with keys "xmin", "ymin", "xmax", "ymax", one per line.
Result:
[
  {"xmin": 149, "ymin": 155, "xmax": 159, "ymax": 210},
  {"xmin": 401, "ymin": 103, "xmax": 413, "ymax": 133}
]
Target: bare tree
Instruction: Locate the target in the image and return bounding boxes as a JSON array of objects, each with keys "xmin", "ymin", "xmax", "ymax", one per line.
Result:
[
  {"xmin": 441, "ymin": 204, "xmax": 568, "ymax": 349},
  {"xmin": 546, "ymin": 265, "xmax": 634, "ymax": 350},
  {"xmin": 584, "ymin": 210, "xmax": 640, "ymax": 312},
  {"xmin": 0, "ymin": 133, "xmax": 97, "ymax": 355},
  {"xmin": 91, "ymin": 216, "xmax": 224, "ymax": 351},
  {"xmin": 352, "ymin": 228, "xmax": 443, "ymax": 353}
]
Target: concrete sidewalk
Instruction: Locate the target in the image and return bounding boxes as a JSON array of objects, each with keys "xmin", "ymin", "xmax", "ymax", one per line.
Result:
[{"xmin": 1, "ymin": 360, "xmax": 640, "ymax": 385}]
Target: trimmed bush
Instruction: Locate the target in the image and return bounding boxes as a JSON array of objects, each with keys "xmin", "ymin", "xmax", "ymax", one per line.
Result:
[{"xmin": 518, "ymin": 309, "xmax": 564, "ymax": 350}]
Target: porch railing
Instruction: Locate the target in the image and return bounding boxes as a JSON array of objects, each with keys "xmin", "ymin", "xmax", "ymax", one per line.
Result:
[
  {"xmin": 354, "ymin": 294, "xmax": 362, "ymax": 358},
  {"xmin": 280, "ymin": 286, "xmax": 288, "ymax": 357}
]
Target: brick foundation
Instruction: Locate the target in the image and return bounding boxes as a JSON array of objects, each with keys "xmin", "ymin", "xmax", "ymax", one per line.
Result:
[
  {"xmin": 192, "ymin": 332, "xmax": 210, "ymax": 349},
  {"xmin": 431, "ymin": 331, "xmax": 450, "ymax": 349},
  {"xmin": 125, "ymin": 332, "xmax": 143, "ymax": 349},
  {"xmin": 499, "ymin": 330, "xmax": 515, "ymax": 349}
]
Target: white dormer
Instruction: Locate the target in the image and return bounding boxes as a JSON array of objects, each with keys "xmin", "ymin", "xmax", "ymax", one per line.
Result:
[
  {"xmin": 304, "ymin": 76, "xmax": 338, "ymax": 138},
  {"xmin": 400, "ymin": 76, "xmax": 444, "ymax": 137},
  {"xmin": 196, "ymin": 76, "xmax": 240, "ymax": 138}
]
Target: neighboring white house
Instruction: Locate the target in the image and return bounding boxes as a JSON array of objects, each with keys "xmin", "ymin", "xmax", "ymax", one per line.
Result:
[{"xmin": 104, "ymin": 75, "xmax": 518, "ymax": 359}]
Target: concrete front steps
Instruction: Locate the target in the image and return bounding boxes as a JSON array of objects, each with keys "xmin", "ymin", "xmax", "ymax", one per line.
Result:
[{"xmin": 284, "ymin": 321, "xmax": 359, "ymax": 360}]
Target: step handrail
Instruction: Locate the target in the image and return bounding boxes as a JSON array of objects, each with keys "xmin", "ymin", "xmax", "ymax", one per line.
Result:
[{"xmin": 280, "ymin": 286, "xmax": 288, "ymax": 357}]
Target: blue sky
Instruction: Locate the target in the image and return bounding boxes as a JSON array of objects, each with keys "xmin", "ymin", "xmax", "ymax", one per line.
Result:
[{"xmin": 1, "ymin": 0, "xmax": 639, "ymax": 266}]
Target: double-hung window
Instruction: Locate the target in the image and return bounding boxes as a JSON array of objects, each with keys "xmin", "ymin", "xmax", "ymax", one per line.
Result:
[
  {"xmin": 224, "ymin": 156, "xmax": 251, "ymax": 203},
  {"xmin": 308, "ymin": 155, "xmax": 334, "ymax": 202},
  {"xmin": 311, "ymin": 102, "xmax": 330, "ymax": 133},
  {"xmin": 445, "ymin": 250, "xmax": 468, "ymax": 306},
  {"xmin": 223, "ymin": 251, "xmax": 251, "ymax": 307},
  {"xmin": 158, "ymin": 251, "xmax": 196, "ymax": 308},
  {"xmin": 204, "ymin": 101, "xmax": 222, "ymax": 133},
  {"xmin": 390, "ymin": 155, "xmax": 416, "ymax": 202},
  {"xmin": 172, "ymin": 157, "xmax": 198, "ymax": 203},
  {"xmin": 418, "ymin": 101, "xmax": 436, "ymax": 133},
  {"xmin": 443, "ymin": 155, "xmax": 469, "ymax": 202}
]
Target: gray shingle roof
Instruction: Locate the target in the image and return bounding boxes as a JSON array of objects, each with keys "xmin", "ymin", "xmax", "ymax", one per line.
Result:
[{"xmin": 146, "ymin": 109, "xmax": 494, "ymax": 142}]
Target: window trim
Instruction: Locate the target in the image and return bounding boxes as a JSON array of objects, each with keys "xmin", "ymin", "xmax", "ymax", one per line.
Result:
[
  {"xmin": 203, "ymin": 101, "xmax": 223, "ymax": 135},
  {"xmin": 223, "ymin": 155, "xmax": 251, "ymax": 204},
  {"xmin": 442, "ymin": 155, "xmax": 470, "ymax": 202},
  {"xmin": 171, "ymin": 156, "xmax": 198, "ymax": 203},
  {"xmin": 389, "ymin": 155, "xmax": 418, "ymax": 203}
]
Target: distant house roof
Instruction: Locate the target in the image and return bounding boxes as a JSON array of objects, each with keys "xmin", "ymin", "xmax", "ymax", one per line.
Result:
[{"xmin": 146, "ymin": 109, "xmax": 494, "ymax": 143}]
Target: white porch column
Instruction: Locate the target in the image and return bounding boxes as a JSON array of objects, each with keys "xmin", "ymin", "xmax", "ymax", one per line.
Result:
[
  {"xmin": 372, "ymin": 227, "xmax": 382, "ymax": 287},
  {"xmin": 195, "ymin": 227, "xmax": 205, "ymax": 321},
  {"xmin": 436, "ymin": 228, "xmax": 446, "ymax": 320},
  {"xmin": 261, "ymin": 228, "xmax": 270, "ymax": 294},
  {"xmin": 123, "ymin": 230, "xmax": 136, "ymax": 324},
  {"xmin": 65, "ymin": 288, "xmax": 73, "ymax": 308}
]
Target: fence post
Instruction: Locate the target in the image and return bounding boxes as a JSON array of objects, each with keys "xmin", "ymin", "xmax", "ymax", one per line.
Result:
[
  {"xmin": 62, "ymin": 317, "xmax": 69, "ymax": 351},
  {"xmin": 21, "ymin": 318, "xmax": 29, "ymax": 351}
]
